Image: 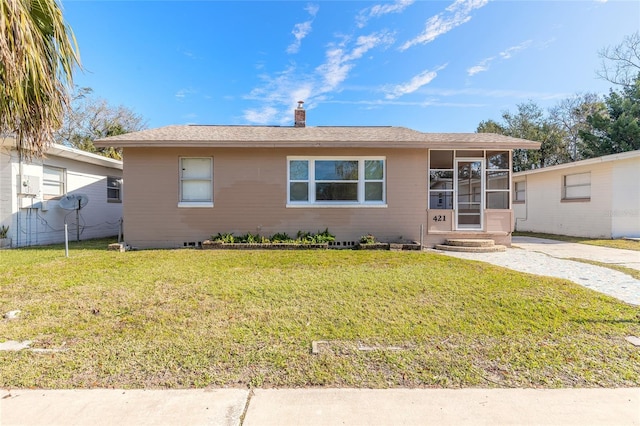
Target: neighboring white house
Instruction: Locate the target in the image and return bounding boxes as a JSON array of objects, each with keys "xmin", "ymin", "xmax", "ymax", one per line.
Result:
[
  {"xmin": 0, "ymin": 136, "xmax": 123, "ymax": 247},
  {"xmin": 513, "ymin": 150, "xmax": 640, "ymax": 239}
]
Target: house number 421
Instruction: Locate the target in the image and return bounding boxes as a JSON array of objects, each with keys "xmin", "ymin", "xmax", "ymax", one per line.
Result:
[{"xmin": 432, "ymin": 215, "xmax": 446, "ymax": 222}]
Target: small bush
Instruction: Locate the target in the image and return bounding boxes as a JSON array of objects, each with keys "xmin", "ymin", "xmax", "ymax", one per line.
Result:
[
  {"xmin": 360, "ymin": 234, "xmax": 376, "ymax": 244},
  {"xmin": 211, "ymin": 232, "xmax": 235, "ymax": 243},
  {"xmin": 313, "ymin": 228, "xmax": 336, "ymax": 244},
  {"xmin": 270, "ymin": 232, "xmax": 293, "ymax": 243},
  {"xmin": 238, "ymin": 232, "xmax": 264, "ymax": 244}
]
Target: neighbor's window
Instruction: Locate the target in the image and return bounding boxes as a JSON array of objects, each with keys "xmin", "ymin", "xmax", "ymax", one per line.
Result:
[
  {"xmin": 563, "ymin": 172, "xmax": 590, "ymax": 201},
  {"xmin": 43, "ymin": 165, "xmax": 66, "ymax": 198},
  {"xmin": 485, "ymin": 151, "xmax": 510, "ymax": 209},
  {"xmin": 180, "ymin": 157, "xmax": 213, "ymax": 206},
  {"xmin": 513, "ymin": 180, "xmax": 526, "ymax": 203},
  {"xmin": 287, "ymin": 157, "xmax": 385, "ymax": 205},
  {"xmin": 107, "ymin": 176, "xmax": 122, "ymax": 202}
]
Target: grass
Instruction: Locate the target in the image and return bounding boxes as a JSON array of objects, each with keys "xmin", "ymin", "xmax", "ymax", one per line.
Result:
[
  {"xmin": 513, "ymin": 231, "xmax": 640, "ymax": 252},
  {"xmin": 1, "ymin": 239, "xmax": 639, "ymax": 389}
]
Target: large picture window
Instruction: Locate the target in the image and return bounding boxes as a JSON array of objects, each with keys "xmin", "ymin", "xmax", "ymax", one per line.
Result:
[
  {"xmin": 180, "ymin": 157, "xmax": 213, "ymax": 207},
  {"xmin": 287, "ymin": 157, "xmax": 385, "ymax": 206}
]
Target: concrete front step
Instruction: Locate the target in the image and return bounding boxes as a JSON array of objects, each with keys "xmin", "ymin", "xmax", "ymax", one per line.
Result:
[
  {"xmin": 435, "ymin": 244, "xmax": 507, "ymax": 253},
  {"xmin": 444, "ymin": 239, "xmax": 496, "ymax": 248}
]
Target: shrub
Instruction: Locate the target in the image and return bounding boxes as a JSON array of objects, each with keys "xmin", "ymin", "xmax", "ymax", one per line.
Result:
[
  {"xmin": 313, "ymin": 228, "xmax": 336, "ymax": 244},
  {"xmin": 211, "ymin": 232, "xmax": 235, "ymax": 243},
  {"xmin": 360, "ymin": 234, "xmax": 376, "ymax": 244},
  {"xmin": 210, "ymin": 229, "xmax": 335, "ymax": 245}
]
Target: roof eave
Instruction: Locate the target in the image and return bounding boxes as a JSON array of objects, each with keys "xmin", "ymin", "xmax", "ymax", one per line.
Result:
[{"xmin": 94, "ymin": 140, "xmax": 541, "ymax": 150}]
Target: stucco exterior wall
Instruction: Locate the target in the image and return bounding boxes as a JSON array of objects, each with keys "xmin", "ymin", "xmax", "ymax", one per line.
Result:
[
  {"xmin": 0, "ymin": 146, "xmax": 12, "ymax": 235},
  {"xmin": 122, "ymin": 147, "xmax": 430, "ymax": 248},
  {"xmin": 0, "ymin": 146, "xmax": 123, "ymax": 247},
  {"xmin": 513, "ymin": 153, "xmax": 640, "ymax": 238},
  {"xmin": 611, "ymin": 156, "xmax": 640, "ymax": 238}
]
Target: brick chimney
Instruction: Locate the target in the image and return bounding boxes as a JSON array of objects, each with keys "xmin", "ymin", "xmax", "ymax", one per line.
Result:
[{"xmin": 294, "ymin": 101, "xmax": 306, "ymax": 127}]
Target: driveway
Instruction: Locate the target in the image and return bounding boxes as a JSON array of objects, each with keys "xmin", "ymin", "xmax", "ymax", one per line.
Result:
[
  {"xmin": 434, "ymin": 236, "xmax": 640, "ymax": 306},
  {"xmin": 512, "ymin": 236, "xmax": 640, "ymax": 271}
]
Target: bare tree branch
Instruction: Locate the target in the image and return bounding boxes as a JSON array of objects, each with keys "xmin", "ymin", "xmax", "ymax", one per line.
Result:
[{"xmin": 597, "ymin": 32, "xmax": 640, "ymax": 87}]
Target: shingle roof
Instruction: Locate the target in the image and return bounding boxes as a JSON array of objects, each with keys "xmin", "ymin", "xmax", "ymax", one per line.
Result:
[{"xmin": 94, "ymin": 125, "xmax": 541, "ymax": 150}]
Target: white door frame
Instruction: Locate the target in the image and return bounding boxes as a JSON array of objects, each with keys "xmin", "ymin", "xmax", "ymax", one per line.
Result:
[{"xmin": 454, "ymin": 158, "xmax": 484, "ymax": 231}]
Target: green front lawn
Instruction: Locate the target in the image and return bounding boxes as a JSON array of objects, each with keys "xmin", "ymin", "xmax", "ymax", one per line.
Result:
[{"xmin": 1, "ymin": 240, "xmax": 639, "ymax": 388}]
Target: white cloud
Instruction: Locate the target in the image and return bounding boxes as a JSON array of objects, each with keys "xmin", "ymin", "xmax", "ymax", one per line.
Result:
[
  {"xmin": 286, "ymin": 3, "xmax": 319, "ymax": 54},
  {"xmin": 385, "ymin": 64, "xmax": 447, "ymax": 99},
  {"xmin": 400, "ymin": 0, "xmax": 489, "ymax": 51},
  {"xmin": 287, "ymin": 21, "xmax": 313, "ymax": 54},
  {"xmin": 467, "ymin": 57, "xmax": 495, "ymax": 76},
  {"xmin": 243, "ymin": 106, "xmax": 279, "ymax": 125},
  {"xmin": 305, "ymin": 3, "xmax": 319, "ymax": 16},
  {"xmin": 499, "ymin": 40, "xmax": 532, "ymax": 59},
  {"xmin": 357, "ymin": 0, "xmax": 414, "ymax": 28},
  {"xmin": 317, "ymin": 31, "xmax": 395, "ymax": 92},
  {"xmin": 421, "ymin": 87, "xmax": 569, "ymax": 101},
  {"xmin": 467, "ymin": 40, "xmax": 532, "ymax": 77},
  {"xmin": 175, "ymin": 88, "xmax": 196, "ymax": 100},
  {"xmin": 245, "ymin": 27, "xmax": 394, "ymax": 124},
  {"xmin": 243, "ymin": 65, "xmax": 316, "ymax": 124}
]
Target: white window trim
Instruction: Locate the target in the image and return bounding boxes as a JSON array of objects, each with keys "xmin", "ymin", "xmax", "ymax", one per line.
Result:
[
  {"xmin": 42, "ymin": 165, "xmax": 66, "ymax": 198},
  {"xmin": 513, "ymin": 180, "xmax": 526, "ymax": 202},
  {"xmin": 179, "ymin": 157, "xmax": 213, "ymax": 208},
  {"xmin": 178, "ymin": 201, "xmax": 214, "ymax": 208},
  {"xmin": 562, "ymin": 172, "xmax": 591, "ymax": 201},
  {"xmin": 107, "ymin": 176, "xmax": 122, "ymax": 202},
  {"xmin": 287, "ymin": 156, "xmax": 387, "ymax": 207}
]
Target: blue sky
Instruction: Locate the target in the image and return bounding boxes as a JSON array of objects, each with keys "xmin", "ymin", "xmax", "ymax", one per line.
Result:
[{"xmin": 62, "ymin": 0, "xmax": 639, "ymax": 132}]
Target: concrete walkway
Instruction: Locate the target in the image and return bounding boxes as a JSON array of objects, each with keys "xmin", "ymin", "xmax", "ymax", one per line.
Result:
[
  {"xmin": 435, "ymin": 236, "xmax": 640, "ymax": 306},
  {"xmin": 2, "ymin": 388, "xmax": 639, "ymax": 425}
]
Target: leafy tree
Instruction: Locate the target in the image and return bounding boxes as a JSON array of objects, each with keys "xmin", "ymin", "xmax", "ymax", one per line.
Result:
[
  {"xmin": 477, "ymin": 102, "xmax": 569, "ymax": 171},
  {"xmin": 0, "ymin": 0, "xmax": 80, "ymax": 158},
  {"xmin": 476, "ymin": 119, "xmax": 505, "ymax": 134},
  {"xmin": 597, "ymin": 31, "xmax": 640, "ymax": 88},
  {"xmin": 579, "ymin": 76, "xmax": 640, "ymax": 158},
  {"xmin": 548, "ymin": 93, "xmax": 604, "ymax": 161},
  {"xmin": 55, "ymin": 87, "xmax": 147, "ymax": 159}
]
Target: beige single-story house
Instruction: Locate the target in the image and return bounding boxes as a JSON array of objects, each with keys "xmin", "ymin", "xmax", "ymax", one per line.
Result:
[
  {"xmin": 95, "ymin": 105, "xmax": 540, "ymax": 249},
  {"xmin": 513, "ymin": 150, "xmax": 640, "ymax": 239},
  {"xmin": 0, "ymin": 136, "xmax": 123, "ymax": 247}
]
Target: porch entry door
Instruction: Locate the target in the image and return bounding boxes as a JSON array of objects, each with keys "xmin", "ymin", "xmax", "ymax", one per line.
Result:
[{"xmin": 455, "ymin": 159, "xmax": 483, "ymax": 230}]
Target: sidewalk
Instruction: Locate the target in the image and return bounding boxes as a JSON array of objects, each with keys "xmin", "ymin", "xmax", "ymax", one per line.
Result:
[{"xmin": 1, "ymin": 388, "xmax": 639, "ymax": 425}]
